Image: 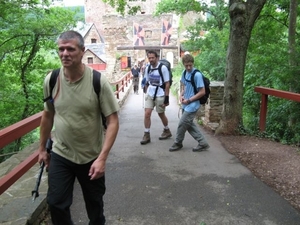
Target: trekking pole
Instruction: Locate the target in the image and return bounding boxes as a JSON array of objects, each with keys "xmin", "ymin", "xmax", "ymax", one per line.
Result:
[{"xmin": 31, "ymin": 138, "xmax": 53, "ymax": 202}]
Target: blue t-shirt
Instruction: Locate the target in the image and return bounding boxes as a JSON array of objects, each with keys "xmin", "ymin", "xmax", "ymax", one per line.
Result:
[{"xmin": 180, "ymin": 69, "xmax": 204, "ymax": 113}]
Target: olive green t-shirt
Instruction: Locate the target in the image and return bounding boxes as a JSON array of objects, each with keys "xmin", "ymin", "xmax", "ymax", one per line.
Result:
[{"xmin": 43, "ymin": 65, "xmax": 119, "ymax": 164}]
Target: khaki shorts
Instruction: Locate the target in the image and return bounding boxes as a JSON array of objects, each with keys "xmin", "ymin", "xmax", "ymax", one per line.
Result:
[{"xmin": 144, "ymin": 94, "xmax": 165, "ymax": 113}]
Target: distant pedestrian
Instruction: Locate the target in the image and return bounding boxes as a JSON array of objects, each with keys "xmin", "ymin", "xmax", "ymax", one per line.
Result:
[
  {"xmin": 131, "ymin": 64, "xmax": 140, "ymax": 94},
  {"xmin": 169, "ymin": 54, "xmax": 209, "ymax": 152},
  {"xmin": 140, "ymin": 50, "xmax": 172, "ymax": 144},
  {"xmin": 38, "ymin": 30, "xmax": 119, "ymax": 225}
]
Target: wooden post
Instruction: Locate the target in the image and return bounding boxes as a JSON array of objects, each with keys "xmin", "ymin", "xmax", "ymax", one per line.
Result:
[{"xmin": 259, "ymin": 94, "xmax": 268, "ymax": 131}]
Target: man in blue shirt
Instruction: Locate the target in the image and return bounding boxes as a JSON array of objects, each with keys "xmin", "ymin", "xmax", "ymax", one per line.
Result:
[{"xmin": 169, "ymin": 54, "xmax": 209, "ymax": 152}]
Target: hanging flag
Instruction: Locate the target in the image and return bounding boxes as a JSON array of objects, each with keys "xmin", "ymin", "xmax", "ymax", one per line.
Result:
[
  {"xmin": 161, "ymin": 20, "xmax": 172, "ymax": 45},
  {"xmin": 133, "ymin": 23, "xmax": 145, "ymax": 46}
]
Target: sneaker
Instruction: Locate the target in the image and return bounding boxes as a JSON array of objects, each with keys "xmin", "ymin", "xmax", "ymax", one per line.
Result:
[
  {"xmin": 159, "ymin": 129, "xmax": 172, "ymax": 140},
  {"xmin": 192, "ymin": 143, "xmax": 210, "ymax": 152},
  {"xmin": 140, "ymin": 132, "xmax": 151, "ymax": 145},
  {"xmin": 169, "ymin": 143, "xmax": 183, "ymax": 152}
]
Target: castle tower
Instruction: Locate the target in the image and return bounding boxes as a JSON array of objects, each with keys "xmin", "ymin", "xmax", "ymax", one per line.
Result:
[{"xmin": 85, "ymin": 0, "xmax": 116, "ymax": 35}]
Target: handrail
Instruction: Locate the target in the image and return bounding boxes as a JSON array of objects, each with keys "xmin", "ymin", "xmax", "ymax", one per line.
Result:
[
  {"xmin": 111, "ymin": 72, "xmax": 132, "ymax": 99},
  {"xmin": 254, "ymin": 86, "xmax": 300, "ymax": 131},
  {"xmin": 0, "ymin": 112, "xmax": 43, "ymax": 149},
  {"xmin": 0, "ymin": 72, "xmax": 132, "ymax": 195}
]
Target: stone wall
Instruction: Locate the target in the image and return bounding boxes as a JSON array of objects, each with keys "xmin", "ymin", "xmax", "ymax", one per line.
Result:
[{"xmin": 201, "ymin": 81, "xmax": 224, "ymax": 130}]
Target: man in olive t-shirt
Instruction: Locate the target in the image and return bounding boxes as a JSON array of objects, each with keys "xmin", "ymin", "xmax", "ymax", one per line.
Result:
[{"xmin": 38, "ymin": 30, "xmax": 119, "ymax": 225}]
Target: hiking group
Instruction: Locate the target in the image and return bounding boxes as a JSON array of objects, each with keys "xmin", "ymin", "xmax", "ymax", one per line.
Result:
[
  {"xmin": 141, "ymin": 51, "xmax": 210, "ymax": 152},
  {"xmin": 37, "ymin": 29, "xmax": 209, "ymax": 225}
]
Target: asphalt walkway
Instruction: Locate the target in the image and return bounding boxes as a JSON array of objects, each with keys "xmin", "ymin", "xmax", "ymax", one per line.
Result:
[{"xmin": 65, "ymin": 89, "xmax": 300, "ymax": 225}]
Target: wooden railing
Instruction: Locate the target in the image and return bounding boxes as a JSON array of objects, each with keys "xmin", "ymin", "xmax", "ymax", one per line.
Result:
[
  {"xmin": 0, "ymin": 72, "xmax": 131, "ymax": 195},
  {"xmin": 112, "ymin": 72, "xmax": 132, "ymax": 99},
  {"xmin": 254, "ymin": 86, "xmax": 300, "ymax": 131}
]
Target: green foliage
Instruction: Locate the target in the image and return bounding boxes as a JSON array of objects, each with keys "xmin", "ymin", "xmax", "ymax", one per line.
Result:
[
  {"xmin": 193, "ymin": 29, "xmax": 228, "ymax": 81},
  {"xmin": 154, "ymin": 0, "xmax": 300, "ymax": 144},
  {"xmin": 102, "ymin": 0, "xmax": 146, "ymax": 15},
  {"xmin": 155, "ymin": 0, "xmax": 203, "ymax": 15},
  {"xmin": 242, "ymin": 1, "xmax": 300, "ymax": 145},
  {"xmin": 0, "ymin": 1, "xmax": 79, "ymax": 158},
  {"xmin": 170, "ymin": 64, "xmax": 185, "ymax": 95}
]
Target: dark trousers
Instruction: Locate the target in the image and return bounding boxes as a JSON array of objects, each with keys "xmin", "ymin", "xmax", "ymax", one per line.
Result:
[
  {"xmin": 133, "ymin": 77, "xmax": 139, "ymax": 93},
  {"xmin": 47, "ymin": 152, "xmax": 106, "ymax": 225}
]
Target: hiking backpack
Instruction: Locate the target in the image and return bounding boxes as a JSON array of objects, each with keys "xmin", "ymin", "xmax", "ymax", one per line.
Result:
[
  {"xmin": 43, "ymin": 69, "xmax": 107, "ymax": 129},
  {"xmin": 183, "ymin": 69, "xmax": 210, "ymax": 105},
  {"xmin": 147, "ymin": 59, "xmax": 173, "ymax": 89}
]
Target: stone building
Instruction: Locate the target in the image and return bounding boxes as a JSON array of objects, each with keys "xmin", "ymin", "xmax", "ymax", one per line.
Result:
[
  {"xmin": 77, "ymin": 23, "xmax": 107, "ymax": 71},
  {"xmin": 84, "ymin": 0, "xmax": 180, "ymax": 79}
]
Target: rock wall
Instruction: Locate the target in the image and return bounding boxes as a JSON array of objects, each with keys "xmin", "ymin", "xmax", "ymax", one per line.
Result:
[{"xmin": 202, "ymin": 81, "xmax": 225, "ymax": 130}]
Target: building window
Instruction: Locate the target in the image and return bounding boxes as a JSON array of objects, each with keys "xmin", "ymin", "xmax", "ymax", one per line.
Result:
[
  {"xmin": 88, "ymin": 57, "xmax": 93, "ymax": 64},
  {"xmin": 91, "ymin": 38, "xmax": 97, "ymax": 43},
  {"xmin": 145, "ymin": 30, "xmax": 152, "ymax": 38}
]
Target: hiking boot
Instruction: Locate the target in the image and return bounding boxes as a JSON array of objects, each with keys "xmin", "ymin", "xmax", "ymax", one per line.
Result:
[
  {"xmin": 192, "ymin": 143, "xmax": 210, "ymax": 152},
  {"xmin": 159, "ymin": 129, "xmax": 172, "ymax": 140},
  {"xmin": 169, "ymin": 143, "xmax": 183, "ymax": 152},
  {"xmin": 140, "ymin": 132, "xmax": 150, "ymax": 145}
]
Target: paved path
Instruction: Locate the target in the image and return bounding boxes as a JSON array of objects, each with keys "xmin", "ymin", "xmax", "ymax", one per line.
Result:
[{"xmin": 69, "ymin": 90, "xmax": 300, "ymax": 225}]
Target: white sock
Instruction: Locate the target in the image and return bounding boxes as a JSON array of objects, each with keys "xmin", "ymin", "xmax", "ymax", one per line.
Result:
[{"xmin": 145, "ymin": 128, "xmax": 150, "ymax": 133}]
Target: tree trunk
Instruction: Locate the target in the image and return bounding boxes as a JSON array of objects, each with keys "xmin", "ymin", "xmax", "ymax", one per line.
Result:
[
  {"xmin": 216, "ymin": 0, "xmax": 266, "ymax": 135},
  {"xmin": 288, "ymin": 0, "xmax": 298, "ymax": 91},
  {"xmin": 288, "ymin": 0, "xmax": 298, "ymax": 127}
]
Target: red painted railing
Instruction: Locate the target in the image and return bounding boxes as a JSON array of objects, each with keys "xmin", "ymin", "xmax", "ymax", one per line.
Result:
[
  {"xmin": 112, "ymin": 72, "xmax": 132, "ymax": 99},
  {"xmin": 254, "ymin": 86, "xmax": 300, "ymax": 131},
  {"xmin": 0, "ymin": 72, "xmax": 131, "ymax": 195}
]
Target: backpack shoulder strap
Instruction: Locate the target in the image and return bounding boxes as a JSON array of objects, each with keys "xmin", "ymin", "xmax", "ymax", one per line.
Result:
[
  {"xmin": 92, "ymin": 70, "xmax": 107, "ymax": 129},
  {"xmin": 157, "ymin": 63, "xmax": 165, "ymax": 83},
  {"xmin": 43, "ymin": 68, "xmax": 60, "ymax": 103},
  {"xmin": 183, "ymin": 70, "xmax": 188, "ymax": 81},
  {"xmin": 92, "ymin": 70, "xmax": 101, "ymax": 98},
  {"xmin": 190, "ymin": 69, "xmax": 200, "ymax": 94},
  {"xmin": 147, "ymin": 65, "xmax": 151, "ymax": 74}
]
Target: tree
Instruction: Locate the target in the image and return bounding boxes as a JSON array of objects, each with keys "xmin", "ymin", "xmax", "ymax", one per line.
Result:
[
  {"xmin": 0, "ymin": 0, "xmax": 78, "ymax": 157},
  {"xmin": 216, "ymin": 0, "xmax": 266, "ymax": 134}
]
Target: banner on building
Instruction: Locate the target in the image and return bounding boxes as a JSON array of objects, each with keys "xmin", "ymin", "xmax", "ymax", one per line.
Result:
[
  {"xmin": 133, "ymin": 23, "xmax": 145, "ymax": 46},
  {"xmin": 161, "ymin": 20, "xmax": 172, "ymax": 45}
]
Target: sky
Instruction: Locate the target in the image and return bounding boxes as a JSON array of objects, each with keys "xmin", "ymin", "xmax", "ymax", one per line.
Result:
[{"xmin": 63, "ymin": 0, "xmax": 84, "ymax": 6}]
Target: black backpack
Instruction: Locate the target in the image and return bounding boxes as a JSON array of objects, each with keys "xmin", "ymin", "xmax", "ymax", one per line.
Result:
[
  {"xmin": 43, "ymin": 69, "xmax": 107, "ymax": 129},
  {"xmin": 147, "ymin": 59, "xmax": 173, "ymax": 89},
  {"xmin": 183, "ymin": 69, "xmax": 210, "ymax": 104}
]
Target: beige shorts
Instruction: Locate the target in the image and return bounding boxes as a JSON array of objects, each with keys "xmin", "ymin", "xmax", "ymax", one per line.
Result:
[{"xmin": 144, "ymin": 94, "xmax": 165, "ymax": 113}]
